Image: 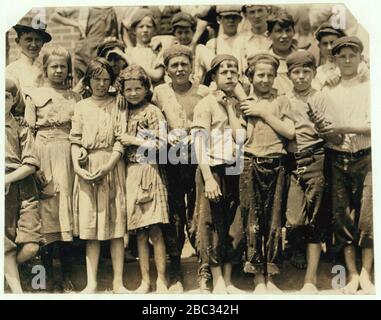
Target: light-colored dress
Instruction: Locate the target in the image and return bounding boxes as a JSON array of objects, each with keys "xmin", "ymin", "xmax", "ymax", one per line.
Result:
[
  {"xmin": 25, "ymin": 87, "xmax": 80, "ymax": 244},
  {"xmin": 125, "ymin": 103, "xmax": 169, "ymax": 231},
  {"xmin": 70, "ymin": 96, "xmax": 127, "ymax": 240}
]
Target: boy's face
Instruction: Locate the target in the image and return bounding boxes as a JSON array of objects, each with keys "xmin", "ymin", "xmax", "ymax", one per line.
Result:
[
  {"xmin": 135, "ymin": 16, "xmax": 155, "ymax": 44},
  {"xmin": 166, "ymin": 55, "xmax": 192, "ymax": 86},
  {"xmin": 251, "ymin": 62, "xmax": 276, "ymax": 94},
  {"xmin": 160, "ymin": 16, "xmax": 172, "ymax": 35},
  {"xmin": 213, "ymin": 60, "xmax": 239, "ymax": 93},
  {"xmin": 218, "ymin": 15, "xmax": 242, "ymax": 36},
  {"xmin": 270, "ymin": 23, "xmax": 295, "ymax": 53},
  {"xmin": 90, "ymin": 69, "xmax": 111, "ymax": 97},
  {"xmin": 245, "ymin": 6, "xmax": 269, "ymax": 29},
  {"xmin": 288, "ymin": 66, "xmax": 315, "ymax": 92},
  {"xmin": 319, "ymin": 34, "xmax": 340, "ymax": 60},
  {"xmin": 46, "ymin": 56, "xmax": 68, "ymax": 85},
  {"xmin": 108, "ymin": 54, "xmax": 127, "ymax": 77},
  {"xmin": 174, "ymin": 26, "xmax": 194, "ymax": 46},
  {"xmin": 334, "ymin": 47, "xmax": 361, "ymax": 78},
  {"xmin": 5, "ymin": 91, "xmax": 15, "ymax": 115},
  {"xmin": 16, "ymin": 32, "xmax": 45, "ymax": 59},
  {"xmin": 123, "ymin": 79, "xmax": 147, "ymax": 105}
]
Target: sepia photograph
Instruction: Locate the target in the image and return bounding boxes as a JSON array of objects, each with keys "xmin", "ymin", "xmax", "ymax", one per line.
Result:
[{"xmin": 2, "ymin": 0, "xmax": 377, "ymax": 298}]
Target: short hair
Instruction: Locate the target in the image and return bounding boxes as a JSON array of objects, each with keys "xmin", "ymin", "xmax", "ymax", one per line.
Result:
[
  {"xmin": 83, "ymin": 57, "xmax": 116, "ymax": 91},
  {"xmin": 115, "ymin": 65, "xmax": 153, "ymax": 103},
  {"xmin": 5, "ymin": 77, "xmax": 21, "ymax": 109},
  {"xmin": 42, "ymin": 46, "xmax": 73, "ymax": 89},
  {"xmin": 267, "ymin": 10, "xmax": 295, "ymax": 34}
]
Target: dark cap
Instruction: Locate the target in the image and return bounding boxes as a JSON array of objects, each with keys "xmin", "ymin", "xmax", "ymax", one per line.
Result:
[
  {"xmin": 163, "ymin": 44, "xmax": 193, "ymax": 66},
  {"xmin": 129, "ymin": 8, "xmax": 157, "ymax": 30},
  {"xmin": 96, "ymin": 37, "xmax": 125, "ymax": 58},
  {"xmin": 171, "ymin": 12, "xmax": 197, "ymax": 30},
  {"xmin": 13, "ymin": 16, "xmax": 51, "ymax": 43},
  {"xmin": 216, "ymin": 5, "xmax": 242, "ymax": 17},
  {"xmin": 204, "ymin": 54, "xmax": 239, "ymax": 85},
  {"xmin": 315, "ymin": 22, "xmax": 346, "ymax": 42},
  {"xmin": 331, "ymin": 36, "xmax": 364, "ymax": 56},
  {"xmin": 286, "ymin": 50, "xmax": 316, "ymax": 72},
  {"xmin": 245, "ymin": 51, "xmax": 279, "ymax": 78}
]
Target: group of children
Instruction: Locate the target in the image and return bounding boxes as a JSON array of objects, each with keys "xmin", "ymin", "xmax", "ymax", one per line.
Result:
[{"xmin": 5, "ymin": 4, "xmax": 373, "ymax": 295}]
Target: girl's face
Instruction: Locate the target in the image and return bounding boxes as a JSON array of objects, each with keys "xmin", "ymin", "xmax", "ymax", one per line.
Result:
[
  {"xmin": 16, "ymin": 32, "xmax": 44, "ymax": 59},
  {"xmin": 135, "ymin": 16, "xmax": 155, "ymax": 45},
  {"xmin": 270, "ymin": 23, "xmax": 295, "ymax": 53},
  {"xmin": 46, "ymin": 56, "xmax": 69, "ymax": 86},
  {"xmin": 123, "ymin": 79, "xmax": 147, "ymax": 105},
  {"xmin": 288, "ymin": 66, "xmax": 315, "ymax": 92},
  {"xmin": 90, "ymin": 69, "xmax": 111, "ymax": 97},
  {"xmin": 5, "ymin": 91, "xmax": 15, "ymax": 115},
  {"xmin": 251, "ymin": 62, "xmax": 276, "ymax": 94}
]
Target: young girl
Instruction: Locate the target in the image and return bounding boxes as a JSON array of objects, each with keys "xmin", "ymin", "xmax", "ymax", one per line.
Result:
[
  {"xmin": 24, "ymin": 46, "xmax": 80, "ymax": 293},
  {"xmin": 70, "ymin": 58, "xmax": 128, "ymax": 294},
  {"xmin": 116, "ymin": 65, "xmax": 169, "ymax": 293}
]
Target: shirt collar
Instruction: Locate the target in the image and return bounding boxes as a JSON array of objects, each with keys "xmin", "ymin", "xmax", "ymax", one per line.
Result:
[
  {"xmin": 250, "ymin": 88, "xmax": 278, "ymax": 101},
  {"xmin": 19, "ymin": 52, "xmax": 40, "ymax": 66},
  {"xmin": 269, "ymin": 39, "xmax": 298, "ymax": 60},
  {"xmin": 219, "ymin": 32, "xmax": 239, "ymax": 41}
]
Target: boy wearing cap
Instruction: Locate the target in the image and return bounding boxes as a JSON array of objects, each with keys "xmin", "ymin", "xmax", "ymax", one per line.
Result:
[
  {"xmin": 206, "ymin": 6, "xmax": 246, "ymax": 79},
  {"xmin": 267, "ymin": 10, "xmax": 298, "ymax": 94},
  {"xmin": 191, "ymin": 54, "xmax": 244, "ymax": 294},
  {"xmin": 5, "ymin": 77, "xmax": 42, "ymax": 293},
  {"xmin": 315, "ymin": 36, "xmax": 374, "ymax": 294},
  {"xmin": 170, "ymin": 12, "xmax": 214, "ymax": 84},
  {"xmin": 285, "ymin": 50, "xmax": 341, "ymax": 293},
  {"xmin": 6, "ymin": 16, "xmax": 51, "ymax": 116},
  {"xmin": 239, "ymin": 52, "xmax": 295, "ymax": 293},
  {"xmin": 152, "ymin": 45, "xmax": 210, "ymax": 292},
  {"xmin": 241, "ymin": 5, "xmax": 272, "ymax": 67}
]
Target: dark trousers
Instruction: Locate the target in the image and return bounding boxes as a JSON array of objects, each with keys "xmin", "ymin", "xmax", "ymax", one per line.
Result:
[
  {"xmin": 328, "ymin": 149, "xmax": 373, "ymax": 251},
  {"xmin": 195, "ymin": 165, "xmax": 240, "ymax": 267},
  {"xmin": 286, "ymin": 151, "xmax": 326, "ymax": 246},
  {"xmin": 240, "ymin": 156, "xmax": 286, "ymax": 275}
]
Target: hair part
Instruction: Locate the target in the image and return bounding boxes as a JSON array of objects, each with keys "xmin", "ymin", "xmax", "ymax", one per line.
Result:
[
  {"xmin": 42, "ymin": 46, "xmax": 73, "ymax": 89},
  {"xmin": 82, "ymin": 57, "xmax": 116, "ymax": 92}
]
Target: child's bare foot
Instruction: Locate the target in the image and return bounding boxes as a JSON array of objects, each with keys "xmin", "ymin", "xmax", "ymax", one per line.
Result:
[
  {"xmin": 343, "ymin": 275, "xmax": 360, "ymax": 294},
  {"xmin": 253, "ymin": 283, "xmax": 267, "ymax": 294},
  {"xmin": 113, "ymin": 285, "xmax": 132, "ymax": 294},
  {"xmin": 212, "ymin": 279, "xmax": 228, "ymax": 294},
  {"xmin": 135, "ymin": 281, "xmax": 151, "ymax": 294},
  {"xmin": 266, "ymin": 281, "xmax": 283, "ymax": 294},
  {"xmin": 300, "ymin": 283, "xmax": 319, "ymax": 294},
  {"xmin": 226, "ymin": 285, "xmax": 245, "ymax": 294},
  {"xmin": 359, "ymin": 268, "xmax": 375, "ymax": 294},
  {"xmin": 80, "ymin": 284, "xmax": 97, "ymax": 294},
  {"xmin": 156, "ymin": 278, "xmax": 168, "ymax": 293},
  {"xmin": 169, "ymin": 281, "xmax": 184, "ymax": 293}
]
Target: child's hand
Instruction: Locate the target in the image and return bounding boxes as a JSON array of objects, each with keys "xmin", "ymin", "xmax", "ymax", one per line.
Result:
[
  {"xmin": 214, "ymin": 90, "xmax": 232, "ymax": 109},
  {"xmin": 74, "ymin": 167, "xmax": 95, "ymax": 182},
  {"xmin": 204, "ymin": 177, "xmax": 222, "ymax": 202},
  {"xmin": 240, "ymin": 100, "xmax": 268, "ymax": 118},
  {"xmin": 78, "ymin": 147, "xmax": 88, "ymax": 166},
  {"xmin": 90, "ymin": 165, "xmax": 111, "ymax": 184},
  {"xmin": 325, "ymin": 73, "xmax": 340, "ymax": 87},
  {"xmin": 5, "ymin": 181, "xmax": 11, "ymax": 195},
  {"xmin": 77, "ymin": 22, "xmax": 86, "ymax": 39},
  {"xmin": 116, "ymin": 133, "xmax": 136, "ymax": 146}
]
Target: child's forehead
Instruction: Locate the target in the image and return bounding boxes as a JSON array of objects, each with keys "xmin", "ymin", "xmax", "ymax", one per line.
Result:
[
  {"xmin": 290, "ymin": 65, "xmax": 314, "ymax": 72},
  {"xmin": 336, "ymin": 46, "xmax": 361, "ymax": 55},
  {"xmin": 137, "ymin": 16, "xmax": 155, "ymax": 26},
  {"xmin": 18, "ymin": 31, "xmax": 43, "ymax": 39},
  {"xmin": 218, "ymin": 60, "xmax": 238, "ymax": 70},
  {"xmin": 254, "ymin": 61, "xmax": 276, "ymax": 72}
]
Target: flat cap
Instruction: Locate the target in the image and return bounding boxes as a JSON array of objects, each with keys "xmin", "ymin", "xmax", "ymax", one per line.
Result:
[
  {"xmin": 171, "ymin": 12, "xmax": 197, "ymax": 30},
  {"xmin": 315, "ymin": 22, "xmax": 346, "ymax": 42},
  {"xmin": 163, "ymin": 44, "xmax": 193, "ymax": 66},
  {"xmin": 331, "ymin": 36, "xmax": 364, "ymax": 56},
  {"xmin": 216, "ymin": 5, "xmax": 242, "ymax": 16},
  {"xmin": 129, "ymin": 8, "xmax": 157, "ymax": 30},
  {"xmin": 247, "ymin": 51, "xmax": 280, "ymax": 71},
  {"xmin": 286, "ymin": 50, "xmax": 316, "ymax": 71}
]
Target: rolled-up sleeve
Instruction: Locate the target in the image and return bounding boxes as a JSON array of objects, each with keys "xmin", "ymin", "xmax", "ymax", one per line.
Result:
[
  {"xmin": 19, "ymin": 127, "xmax": 40, "ymax": 170},
  {"xmin": 192, "ymin": 98, "xmax": 211, "ymax": 131}
]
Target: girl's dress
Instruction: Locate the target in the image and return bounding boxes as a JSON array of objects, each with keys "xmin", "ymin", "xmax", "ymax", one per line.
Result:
[
  {"xmin": 70, "ymin": 96, "xmax": 127, "ymax": 240},
  {"xmin": 24, "ymin": 87, "xmax": 80, "ymax": 244},
  {"xmin": 125, "ymin": 103, "xmax": 169, "ymax": 231}
]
